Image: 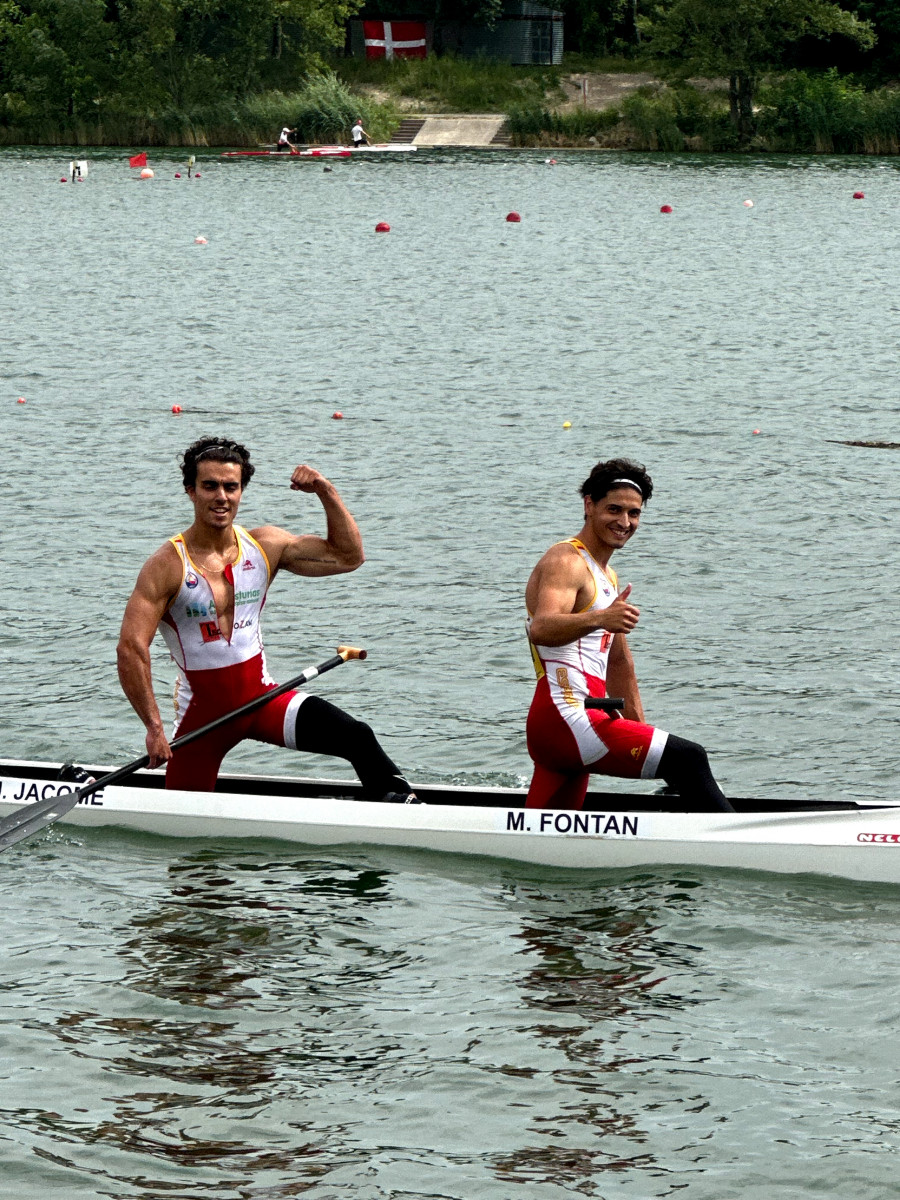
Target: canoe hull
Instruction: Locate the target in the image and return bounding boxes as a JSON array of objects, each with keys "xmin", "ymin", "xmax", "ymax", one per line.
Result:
[{"xmin": 2, "ymin": 763, "xmax": 899, "ymax": 883}]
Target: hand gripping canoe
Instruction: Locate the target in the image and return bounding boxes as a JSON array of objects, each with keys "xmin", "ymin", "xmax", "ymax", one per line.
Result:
[{"xmin": 0, "ymin": 647, "xmax": 367, "ymax": 853}]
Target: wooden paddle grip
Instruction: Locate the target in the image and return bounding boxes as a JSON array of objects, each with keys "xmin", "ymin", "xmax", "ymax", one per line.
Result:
[{"xmin": 336, "ymin": 646, "xmax": 367, "ymax": 661}]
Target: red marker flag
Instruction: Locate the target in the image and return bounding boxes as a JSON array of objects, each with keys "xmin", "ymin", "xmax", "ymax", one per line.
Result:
[
  {"xmin": 128, "ymin": 152, "xmax": 148, "ymax": 168},
  {"xmin": 363, "ymin": 20, "xmax": 426, "ymax": 60}
]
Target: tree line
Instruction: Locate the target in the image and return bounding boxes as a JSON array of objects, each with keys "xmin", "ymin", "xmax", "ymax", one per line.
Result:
[{"xmin": 0, "ymin": 0, "xmax": 896, "ymax": 147}]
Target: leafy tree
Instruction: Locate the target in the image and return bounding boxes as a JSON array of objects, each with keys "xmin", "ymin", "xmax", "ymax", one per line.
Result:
[
  {"xmin": 0, "ymin": 0, "xmax": 116, "ymax": 118},
  {"xmin": 640, "ymin": 0, "xmax": 875, "ymax": 144}
]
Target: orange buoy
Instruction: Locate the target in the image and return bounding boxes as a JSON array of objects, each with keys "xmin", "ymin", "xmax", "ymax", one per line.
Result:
[
  {"xmin": 506, "ymin": 211, "xmax": 521, "ymax": 222},
  {"xmin": 660, "ymin": 204, "xmax": 673, "ymax": 213},
  {"xmin": 375, "ymin": 222, "xmax": 390, "ymax": 233}
]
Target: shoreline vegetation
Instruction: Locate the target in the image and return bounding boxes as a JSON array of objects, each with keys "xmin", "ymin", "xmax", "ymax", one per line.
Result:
[
  {"xmin": 3, "ymin": 62, "xmax": 900, "ymax": 155},
  {"xmin": 1, "ymin": 0, "xmax": 898, "ymax": 156}
]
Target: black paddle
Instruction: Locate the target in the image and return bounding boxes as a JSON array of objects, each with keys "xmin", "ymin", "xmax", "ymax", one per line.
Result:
[
  {"xmin": 0, "ymin": 646, "xmax": 367, "ymax": 853},
  {"xmin": 584, "ymin": 697, "xmax": 624, "ymax": 714}
]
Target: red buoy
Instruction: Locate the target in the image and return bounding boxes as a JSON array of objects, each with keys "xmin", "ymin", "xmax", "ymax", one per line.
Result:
[
  {"xmin": 332, "ymin": 411, "xmax": 344, "ymax": 420},
  {"xmin": 506, "ymin": 211, "xmax": 521, "ymax": 223},
  {"xmin": 660, "ymin": 204, "xmax": 673, "ymax": 213},
  {"xmin": 172, "ymin": 404, "xmax": 182, "ymax": 414},
  {"xmin": 853, "ymin": 191, "xmax": 865, "ymax": 199},
  {"xmin": 375, "ymin": 222, "xmax": 390, "ymax": 233},
  {"xmin": 16, "ymin": 397, "xmax": 26, "ymax": 404}
]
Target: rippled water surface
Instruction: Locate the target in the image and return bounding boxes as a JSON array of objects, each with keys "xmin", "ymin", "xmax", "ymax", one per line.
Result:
[{"xmin": 1, "ymin": 147, "xmax": 899, "ymax": 1197}]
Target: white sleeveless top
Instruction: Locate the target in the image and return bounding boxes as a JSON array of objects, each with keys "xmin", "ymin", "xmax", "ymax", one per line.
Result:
[
  {"xmin": 159, "ymin": 526, "xmax": 274, "ymax": 727},
  {"xmin": 526, "ymin": 538, "xmax": 618, "ymax": 695}
]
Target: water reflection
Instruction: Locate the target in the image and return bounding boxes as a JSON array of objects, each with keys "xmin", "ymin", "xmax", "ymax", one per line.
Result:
[
  {"xmin": 12, "ymin": 849, "xmax": 407, "ymax": 1195},
  {"xmin": 490, "ymin": 872, "xmax": 711, "ymax": 1190}
]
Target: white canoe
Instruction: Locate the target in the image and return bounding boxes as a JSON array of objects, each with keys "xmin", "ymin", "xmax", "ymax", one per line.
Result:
[{"xmin": 2, "ymin": 759, "xmax": 899, "ymax": 884}]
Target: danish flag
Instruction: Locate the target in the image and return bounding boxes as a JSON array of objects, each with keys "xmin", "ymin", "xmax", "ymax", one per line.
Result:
[{"xmin": 363, "ymin": 20, "xmax": 427, "ymax": 60}]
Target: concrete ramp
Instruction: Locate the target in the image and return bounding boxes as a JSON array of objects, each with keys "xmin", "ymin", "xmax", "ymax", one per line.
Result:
[{"xmin": 413, "ymin": 115, "xmax": 507, "ymax": 147}]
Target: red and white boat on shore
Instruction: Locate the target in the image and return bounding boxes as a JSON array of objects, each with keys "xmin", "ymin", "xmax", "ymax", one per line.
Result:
[{"xmin": 221, "ymin": 144, "xmax": 417, "ymax": 159}]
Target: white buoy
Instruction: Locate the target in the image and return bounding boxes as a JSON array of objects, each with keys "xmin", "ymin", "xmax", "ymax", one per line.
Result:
[
  {"xmin": 140, "ymin": 167, "xmax": 154, "ymax": 179},
  {"xmin": 743, "ymin": 199, "xmax": 754, "ymax": 207}
]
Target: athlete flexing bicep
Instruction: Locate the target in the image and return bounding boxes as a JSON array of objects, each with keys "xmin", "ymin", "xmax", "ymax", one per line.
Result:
[
  {"xmin": 116, "ymin": 438, "xmax": 417, "ymax": 803},
  {"xmin": 252, "ymin": 464, "xmax": 365, "ymax": 578}
]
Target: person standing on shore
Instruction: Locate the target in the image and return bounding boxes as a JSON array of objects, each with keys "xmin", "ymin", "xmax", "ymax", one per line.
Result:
[
  {"xmin": 524, "ymin": 457, "xmax": 733, "ymax": 812},
  {"xmin": 116, "ymin": 436, "xmax": 417, "ymax": 802},
  {"xmin": 350, "ymin": 119, "xmax": 370, "ymax": 147}
]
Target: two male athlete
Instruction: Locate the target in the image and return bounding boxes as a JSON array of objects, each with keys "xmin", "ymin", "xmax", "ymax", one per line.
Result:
[
  {"xmin": 118, "ymin": 440, "xmax": 725, "ymax": 810},
  {"xmin": 117, "ymin": 436, "xmax": 416, "ymax": 802},
  {"xmin": 525, "ymin": 457, "xmax": 733, "ymax": 812}
]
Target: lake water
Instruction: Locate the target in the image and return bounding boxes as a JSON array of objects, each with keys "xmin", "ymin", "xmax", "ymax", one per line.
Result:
[{"xmin": 1, "ymin": 146, "xmax": 899, "ymax": 1198}]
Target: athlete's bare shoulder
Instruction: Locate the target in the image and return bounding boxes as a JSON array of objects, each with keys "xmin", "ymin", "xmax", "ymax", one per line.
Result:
[
  {"xmin": 531, "ymin": 538, "xmax": 591, "ymax": 580},
  {"xmin": 526, "ymin": 539, "xmax": 592, "ymax": 610},
  {"xmin": 132, "ymin": 538, "xmax": 185, "ymax": 605}
]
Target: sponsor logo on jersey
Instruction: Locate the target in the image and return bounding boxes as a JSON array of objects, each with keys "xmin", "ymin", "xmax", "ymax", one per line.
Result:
[
  {"xmin": 857, "ymin": 832, "xmax": 900, "ymax": 844},
  {"xmin": 242, "ymin": 558, "xmax": 255, "ymax": 571},
  {"xmin": 234, "ymin": 587, "xmax": 262, "ymax": 605},
  {"xmin": 185, "ymin": 602, "xmax": 215, "ymax": 619},
  {"xmin": 186, "ymin": 572, "xmax": 199, "ymax": 589},
  {"xmin": 555, "ymin": 667, "xmax": 579, "ymax": 707},
  {"xmin": 631, "ymin": 746, "xmax": 642, "ymax": 760},
  {"xmin": 200, "ymin": 621, "xmax": 221, "ymax": 643}
]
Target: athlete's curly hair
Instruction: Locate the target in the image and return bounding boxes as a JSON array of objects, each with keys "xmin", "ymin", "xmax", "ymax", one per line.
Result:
[
  {"xmin": 181, "ymin": 436, "xmax": 256, "ymax": 490},
  {"xmin": 579, "ymin": 458, "xmax": 653, "ymax": 504}
]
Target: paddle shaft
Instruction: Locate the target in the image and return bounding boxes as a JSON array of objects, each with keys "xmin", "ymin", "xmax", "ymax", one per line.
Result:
[{"xmin": 0, "ymin": 647, "xmax": 366, "ymax": 852}]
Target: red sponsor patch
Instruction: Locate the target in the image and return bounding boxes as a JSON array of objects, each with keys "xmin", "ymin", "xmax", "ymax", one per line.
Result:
[
  {"xmin": 857, "ymin": 832, "xmax": 900, "ymax": 844},
  {"xmin": 200, "ymin": 621, "xmax": 221, "ymax": 643}
]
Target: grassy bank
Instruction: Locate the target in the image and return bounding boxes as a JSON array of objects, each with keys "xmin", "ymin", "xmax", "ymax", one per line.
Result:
[
  {"xmin": 2, "ymin": 56, "xmax": 898, "ymax": 154},
  {"xmin": 0, "ymin": 73, "xmax": 398, "ymax": 148},
  {"xmin": 507, "ymin": 71, "xmax": 900, "ymax": 154}
]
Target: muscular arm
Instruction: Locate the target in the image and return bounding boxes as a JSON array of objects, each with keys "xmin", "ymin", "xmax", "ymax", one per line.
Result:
[
  {"xmin": 253, "ymin": 465, "xmax": 365, "ymax": 578},
  {"xmin": 526, "ymin": 545, "xmax": 640, "ymax": 647},
  {"xmin": 116, "ymin": 545, "xmax": 182, "ymax": 767},
  {"xmin": 606, "ymin": 634, "xmax": 646, "ymax": 723}
]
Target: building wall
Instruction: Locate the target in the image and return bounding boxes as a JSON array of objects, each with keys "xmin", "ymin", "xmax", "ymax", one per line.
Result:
[{"xmin": 349, "ymin": 3, "xmax": 563, "ymax": 66}]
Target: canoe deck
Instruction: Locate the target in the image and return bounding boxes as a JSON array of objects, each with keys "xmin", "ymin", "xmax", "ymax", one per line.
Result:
[{"xmin": 0, "ymin": 758, "xmax": 875, "ymax": 813}]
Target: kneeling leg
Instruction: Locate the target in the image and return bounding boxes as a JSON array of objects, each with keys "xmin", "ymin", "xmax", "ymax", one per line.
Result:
[
  {"xmin": 656, "ymin": 735, "xmax": 734, "ymax": 812},
  {"xmin": 293, "ymin": 695, "xmax": 412, "ymax": 801}
]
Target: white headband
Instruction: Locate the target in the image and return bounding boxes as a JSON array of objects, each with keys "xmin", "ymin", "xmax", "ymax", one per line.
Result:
[{"xmin": 611, "ymin": 478, "xmax": 642, "ymax": 495}]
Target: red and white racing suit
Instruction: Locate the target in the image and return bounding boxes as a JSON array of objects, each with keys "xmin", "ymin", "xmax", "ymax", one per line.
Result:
[
  {"xmin": 158, "ymin": 526, "xmax": 307, "ymax": 791},
  {"xmin": 525, "ymin": 538, "xmax": 668, "ymax": 810}
]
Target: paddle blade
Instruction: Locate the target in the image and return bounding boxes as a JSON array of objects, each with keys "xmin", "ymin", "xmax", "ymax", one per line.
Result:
[{"xmin": 0, "ymin": 791, "xmax": 82, "ymax": 851}]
